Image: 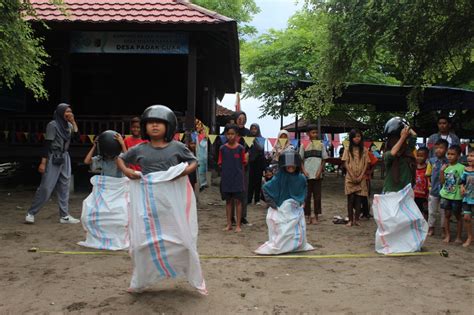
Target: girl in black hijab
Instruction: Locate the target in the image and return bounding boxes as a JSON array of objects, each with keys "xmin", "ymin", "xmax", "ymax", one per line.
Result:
[{"xmin": 248, "ymin": 123, "xmax": 266, "ymax": 205}]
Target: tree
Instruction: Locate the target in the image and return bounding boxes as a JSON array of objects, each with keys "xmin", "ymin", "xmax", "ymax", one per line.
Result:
[
  {"xmin": 0, "ymin": 0, "xmax": 57, "ymax": 99},
  {"xmin": 193, "ymin": 0, "xmax": 260, "ymax": 38},
  {"xmin": 304, "ymin": 0, "xmax": 474, "ymax": 110}
]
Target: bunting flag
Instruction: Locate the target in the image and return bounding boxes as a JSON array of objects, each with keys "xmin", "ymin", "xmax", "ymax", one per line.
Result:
[
  {"xmin": 16, "ymin": 132, "xmax": 24, "ymax": 141},
  {"xmin": 256, "ymin": 137, "xmax": 266, "ymax": 147},
  {"xmin": 373, "ymin": 141, "xmax": 383, "ymax": 150},
  {"xmin": 470, "ymin": 143, "xmax": 474, "ymax": 148},
  {"xmin": 208, "ymin": 134, "xmax": 217, "ymax": 144},
  {"xmin": 173, "ymin": 133, "xmax": 181, "ymax": 141},
  {"xmin": 3, "ymin": 131, "xmax": 9, "ymax": 139},
  {"xmin": 203, "ymin": 126, "xmax": 210, "ymax": 136},
  {"xmin": 417, "ymin": 143, "xmax": 426, "ymax": 148},
  {"xmin": 290, "ymin": 139, "xmax": 299, "ymax": 149},
  {"xmin": 460, "ymin": 143, "xmax": 467, "ymax": 152},
  {"xmin": 219, "ymin": 135, "xmax": 227, "ymax": 144},
  {"xmin": 301, "ymin": 139, "xmax": 310, "ymax": 148},
  {"xmin": 311, "ymin": 140, "xmax": 322, "ymax": 148},
  {"xmin": 80, "ymin": 134, "xmax": 87, "ymax": 144},
  {"xmin": 24, "ymin": 132, "xmax": 29, "ymax": 140},
  {"xmin": 198, "ymin": 133, "xmax": 206, "ymax": 143},
  {"xmin": 343, "ymin": 140, "xmax": 349, "ymax": 148},
  {"xmin": 88, "ymin": 135, "xmax": 95, "ymax": 143},
  {"xmin": 332, "ymin": 140, "xmax": 341, "ymax": 148},
  {"xmin": 268, "ymin": 138, "xmax": 277, "ymax": 147},
  {"xmin": 427, "ymin": 143, "xmax": 434, "ymax": 149},
  {"xmin": 278, "ymin": 138, "xmax": 288, "ymax": 147},
  {"xmin": 364, "ymin": 141, "xmax": 372, "ymax": 149},
  {"xmin": 243, "ymin": 136, "xmax": 255, "ymax": 147}
]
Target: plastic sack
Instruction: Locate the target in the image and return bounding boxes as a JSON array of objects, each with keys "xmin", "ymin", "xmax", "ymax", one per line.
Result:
[
  {"xmin": 255, "ymin": 199, "xmax": 314, "ymax": 255},
  {"xmin": 78, "ymin": 175, "xmax": 129, "ymax": 251},
  {"xmin": 373, "ymin": 184, "xmax": 428, "ymax": 254},
  {"xmin": 128, "ymin": 163, "xmax": 207, "ymax": 294}
]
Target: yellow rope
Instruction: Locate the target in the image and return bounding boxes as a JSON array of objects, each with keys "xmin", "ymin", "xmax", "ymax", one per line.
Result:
[{"xmin": 28, "ymin": 248, "xmax": 448, "ymax": 258}]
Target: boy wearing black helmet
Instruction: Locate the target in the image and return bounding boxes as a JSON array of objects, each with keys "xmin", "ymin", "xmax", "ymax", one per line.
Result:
[
  {"xmin": 84, "ymin": 130, "xmax": 126, "ymax": 178},
  {"xmin": 383, "ymin": 117, "xmax": 417, "ymax": 193},
  {"xmin": 117, "ymin": 105, "xmax": 197, "ymax": 178}
]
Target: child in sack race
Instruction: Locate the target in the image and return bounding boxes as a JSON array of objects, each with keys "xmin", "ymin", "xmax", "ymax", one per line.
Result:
[{"xmin": 117, "ymin": 105, "xmax": 206, "ymax": 295}]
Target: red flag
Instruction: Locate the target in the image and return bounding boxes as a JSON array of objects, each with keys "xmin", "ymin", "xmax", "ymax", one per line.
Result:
[
  {"xmin": 235, "ymin": 92, "xmax": 241, "ymax": 112},
  {"xmin": 332, "ymin": 140, "xmax": 340, "ymax": 148},
  {"xmin": 364, "ymin": 141, "xmax": 372, "ymax": 149},
  {"xmin": 268, "ymin": 138, "xmax": 277, "ymax": 147},
  {"xmin": 301, "ymin": 139, "xmax": 311, "ymax": 148},
  {"xmin": 80, "ymin": 134, "xmax": 87, "ymax": 144},
  {"xmin": 461, "ymin": 143, "xmax": 467, "ymax": 152}
]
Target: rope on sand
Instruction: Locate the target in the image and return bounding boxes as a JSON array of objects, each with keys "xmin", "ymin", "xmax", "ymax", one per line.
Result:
[{"xmin": 28, "ymin": 247, "xmax": 449, "ymax": 258}]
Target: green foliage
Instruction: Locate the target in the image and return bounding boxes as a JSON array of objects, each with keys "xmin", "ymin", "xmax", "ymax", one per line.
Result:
[
  {"xmin": 0, "ymin": 0, "xmax": 48, "ymax": 98},
  {"xmin": 305, "ymin": 0, "xmax": 474, "ymax": 110},
  {"xmin": 193, "ymin": 0, "xmax": 260, "ymax": 38}
]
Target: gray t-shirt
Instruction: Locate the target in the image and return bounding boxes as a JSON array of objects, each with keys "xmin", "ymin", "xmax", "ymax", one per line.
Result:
[
  {"xmin": 120, "ymin": 141, "xmax": 196, "ymax": 175},
  {"xmin": 91, "ymin": 156, "xmax": 123, "ymax": 178},
  {"xmin": 45, "ymin": 121, "xmax": 73, "ymax": 154}
]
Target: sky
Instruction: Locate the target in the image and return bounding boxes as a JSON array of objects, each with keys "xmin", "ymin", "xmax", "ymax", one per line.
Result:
[{"xmin": 219, "ymin": 0, "xmax": 303, "ymax": 139}]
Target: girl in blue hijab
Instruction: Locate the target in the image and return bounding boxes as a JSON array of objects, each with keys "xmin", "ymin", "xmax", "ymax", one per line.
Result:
[{"xmin": 262, "ymin": 150, "xmax": 307, "ymax": 209}]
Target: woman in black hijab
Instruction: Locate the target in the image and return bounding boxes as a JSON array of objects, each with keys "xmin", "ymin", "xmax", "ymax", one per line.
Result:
[
  {"xmin": 248, "ymin": 123, "xmax": 265, "ymax": 205},
  {"xmin": 25, "ymin": 103, "xmax": 80, "ymax": 224}
]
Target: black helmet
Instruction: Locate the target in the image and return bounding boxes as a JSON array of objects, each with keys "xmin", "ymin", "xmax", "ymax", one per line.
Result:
[
  {"xmin": 141, "ymin": 105, "xmax": 177, "ymax": 142},
  {"xmin": 278, "ymin": 150, "xmax": 301, "ymax": 170},
  {"xmin": 97, "ymin": 130, "xmax": 122, "ymax": 158},
  {"xmin": 383, "ymin": 117, "xmax": 410, "ymax": 138}
]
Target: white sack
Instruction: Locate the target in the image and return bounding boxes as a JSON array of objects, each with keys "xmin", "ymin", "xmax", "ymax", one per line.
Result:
[
  {"xmin": 79, "ymin": 175, "xmax": 129, "ymax": 251},
  {"xmin": 128, "ymin": 163, "xmax": 207, "ymax": 294},
  {"xmin": 373, "ymin": 184, "xmax": 428, "ymax": 254},
  {"xmin": 255, "ymin": 199, "xmax": 314, "ymax": 255}
]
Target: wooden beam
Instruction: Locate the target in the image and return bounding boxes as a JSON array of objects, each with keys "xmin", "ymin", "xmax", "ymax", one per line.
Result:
[{"xmin": 185, "ymin": 40, "xmax": 197, "ymax": 131}]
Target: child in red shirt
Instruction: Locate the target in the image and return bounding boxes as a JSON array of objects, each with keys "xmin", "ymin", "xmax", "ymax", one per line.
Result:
[
  {"xmin": 414, "ymin": 147, "xmax": 429, "ymax": 220},
  {"xmin": 124, "ymin": 117, "xmax": 147, "ymax": 171}
]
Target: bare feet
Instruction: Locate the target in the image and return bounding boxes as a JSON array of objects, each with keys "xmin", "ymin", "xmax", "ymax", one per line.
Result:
[
  {"xmin": 223, "ymin": 225, "xmax": 232, "ymax": 232},
  {"xmin": 443, "ymin": 236, "xmax": 450, "ymax": 243},
  {"xmin": 353, "ymin": 220, "xmax": 360, "ymax": 226},
  {"xmin": 310, "ymin": 217, "xmax": 318, "ymax": 225},
  {"xmin": 427, "ymin": 227, "xmax": 434, "ymax": 236},
  {"xmin": 346, "ymin": 221, "xmax": 353, "ymax": 227},
  {"xmin": 462, "ymin": 237, "xmax": 472, "ymax": 247},
  {"xmin": 454, "ymin": 238, "xmax": 463, "ymax": 244},
  {"xmin": 235, "ymin": 226, "xmax": 242, "ymax": 233}
]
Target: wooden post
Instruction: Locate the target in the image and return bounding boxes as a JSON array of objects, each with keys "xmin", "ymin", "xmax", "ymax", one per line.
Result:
[{"xmin": 186, "ymin": 41, "xmax": 197, "ymax": 132}]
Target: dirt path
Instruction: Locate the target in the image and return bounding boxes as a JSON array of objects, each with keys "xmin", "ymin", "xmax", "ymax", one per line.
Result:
[{"xmin": 0, "ymin": 174, "xmax": 472, "ymax": 314}]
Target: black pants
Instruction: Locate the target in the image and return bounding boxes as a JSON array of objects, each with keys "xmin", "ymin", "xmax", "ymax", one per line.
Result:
[
  {"xmin": 347, "ymin": 193, "xmax": 362, "ymax": 223},
  {"xmin": 360, "ymin": 179, "xmax": 371, "ymax": 217},
  {"xmin": 248, "ymin": 163, "xmax": 263, "ymax": 204}
]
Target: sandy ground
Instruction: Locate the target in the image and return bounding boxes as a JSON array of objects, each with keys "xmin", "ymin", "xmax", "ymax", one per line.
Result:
[{"xmin": 0, "ymin": 173, "xmax": 472, "ymax": 314}]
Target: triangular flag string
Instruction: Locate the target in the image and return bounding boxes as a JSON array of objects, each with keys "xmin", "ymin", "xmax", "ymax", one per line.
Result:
[
  {"xmin": 208, "ymin": 134, "xmax": 217, "ymax": 144},
  {"xmin": 243, "ymin": 136, "xmax": 255, "ymax": 147},
  {"xmin": 278, "ymin": 138, "xmax": 288, "ymax": 147},
  {"xmin": 343, "ymin": 140, "xmax": 349, "ymax": 148},
  {"xmin": 373, "ymin": 141, "xmax": 383, "ymax": 151},
  {"xmin": 268, "ymin": 138, "xmax": 277, "ymax": 147},
  {"xmin": 3, "ymin": 131, "xmax": 9, "ymax": 139},
  {"xmin": 219, "ymin": 135, "xmax": 227, "ymax": 144},
  {"xmin": 88, "ymin": 135, "xmax": 95, "ymax": 144}
]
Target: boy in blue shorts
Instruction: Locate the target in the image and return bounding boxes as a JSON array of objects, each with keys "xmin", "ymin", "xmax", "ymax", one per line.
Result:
[
  {"xmin": 461, "ymin": 150, "xmax": 474, "ymax": 247},
  {"xmin": 440, "ymin": 145, "xmax": 465, "ymax": 244}
]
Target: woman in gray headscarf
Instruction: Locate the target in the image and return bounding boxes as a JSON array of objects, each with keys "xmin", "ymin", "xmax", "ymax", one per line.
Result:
[{"xmin": 25, "ymin": 103, "xmax": 80, "ymax": 224}]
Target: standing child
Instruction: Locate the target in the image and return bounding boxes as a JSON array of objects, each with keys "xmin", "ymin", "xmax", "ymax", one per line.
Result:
[
  {"xmin": 218, "ymin": 124, "xmax": 247, "ymax": 232},
  {"xmin": 299, "ymin": 124, "xmax": 328, "ymax": 225},
  {"xmin": 117, "ymin": 105, "xmax": 204, "ymax": 294},
  {"xmin": 84, "ymin": 130, "xmax": 126, "ymax": 177},
  {"xmin": 460, "ymin": 150, "xmax": 474, "ymax": 247},
  {"xmin": 440, "ymin": 145, "xmax": 465, "ymax": 244},
  {"xmin": 426, "ymin": 139, "xmax": 449, "ymax": 236},
  {"xmin": 341, "ymin": 129, "xmax": 370, "ymax": 227},
  {"xmin": 360, "ymin": 148, "xmax": 379, "ymax": 219},
  {"xmin": 124, "ymin": 117, "xmax": 147, "ymax": 171},
  {"xmin": 413, "ymin": 147, "xmax": 430, "ymax": 220},
  {"xmin": 186, "ymin": 138, "xmax": 198, "ymax": 192}
]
